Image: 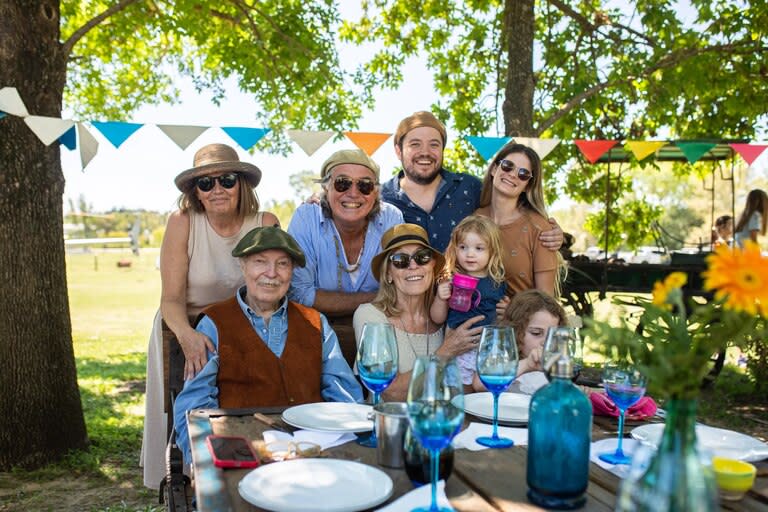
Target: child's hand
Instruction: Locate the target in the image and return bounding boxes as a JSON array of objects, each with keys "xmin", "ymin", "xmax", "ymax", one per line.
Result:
[
  {"xmin": 519, "ymin": 346, "xmax": 543, "ymax": 375},
  {"xmin": 495, "ymin": 295, "xmax": 511, "ymax": 318},
  {"xmin": 436, "ymin": 281, "xmax": 452, "ymax": 301}
]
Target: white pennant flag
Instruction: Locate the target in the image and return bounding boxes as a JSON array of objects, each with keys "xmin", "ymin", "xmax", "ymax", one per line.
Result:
[
  {"xmin": 511, "ymin": 137, "xmax": 561, "ymax": 160},
  {"xmin": 156, "ymin": 124, "xmax": 209, "ymax": 150},
  {"xmin": 287, "ymin": 130, "xmax": 335, "ymax": 156},
  {"xmin": 24, "ymin": 116, "xmax": 75, "ymax": 146},
  {"xmin": 0, "ymin": 87, "xmax": 29, "ymax": 117},
  {"xmin": 77, "ymin": 123, "xmax": 99, "ymax": 169}
]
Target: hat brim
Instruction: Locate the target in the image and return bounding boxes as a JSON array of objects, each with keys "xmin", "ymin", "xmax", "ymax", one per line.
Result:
[
  {"xmin": 174, "ymin": 161, "xmax": 262, "ymax": 192},
  {"xmin": 371, "ymin": 240, "xmax": 445, "ymax": 282}
]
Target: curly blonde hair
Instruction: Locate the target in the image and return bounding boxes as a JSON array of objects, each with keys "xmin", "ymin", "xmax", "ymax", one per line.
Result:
[{"xmin": 442, "ymin": 215, "xmax": 505, "ymax": 285}]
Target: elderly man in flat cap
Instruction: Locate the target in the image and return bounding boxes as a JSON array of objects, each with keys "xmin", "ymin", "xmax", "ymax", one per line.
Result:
[
  {"xmin": 288, "ymin": 149, "xmax": 404, "ymax": 367},
  {"xmin": 380, "ymin": 110, "xmax": 563, "ymax": 253},
  {"xmin": 173, "ymin": 226, "xmax": 362, "ymax": 463}
]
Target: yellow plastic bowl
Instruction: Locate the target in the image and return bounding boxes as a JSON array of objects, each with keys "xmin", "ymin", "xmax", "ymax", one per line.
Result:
[{"xmin": 712, "ymin": 456, "xmax": 757, "ymax": 500}]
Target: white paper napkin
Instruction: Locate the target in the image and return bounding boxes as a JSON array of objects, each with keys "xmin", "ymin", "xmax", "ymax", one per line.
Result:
[
  {"xmin": 262, "ymin": 429, "xmax": 356, "ymax": 451},
  {"xmin": 590, "ymin": 438, "xmax": 641, "ymax": 479},
  {"xmin": 452, "ymin": 422, "xmax": 528, "ymax": 451},
  {"xmin": 376, "ymin": 480, "xmax": 450, "ymax": 511}
]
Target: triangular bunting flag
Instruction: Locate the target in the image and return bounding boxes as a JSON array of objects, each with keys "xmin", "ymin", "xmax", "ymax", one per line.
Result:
[
  {"xmin": 511, "ymin": 137, "xmax": 561, "ymax": 160},
  {"xmin": 674, "ymin": 141, "xmax": 717, "ymax": 164},
  {"xmin": 624, "ymin": 141, "xmax": 667, "ymax": 161},
  {"xmin": 90, "ymin": 121, "xmax": 143, "ymax": 148},
  {"xmin": 23, "ymin": 115, "xmax": 75, "ymax": 146},
  {"xmin": 343, "ymin": 132, "xmax": 391, "ymax": 156},
  {"xmin": 0, "ymin": 112, "xmax": 5, "ymax": 120},
  {"xmin": 730, "ymin": 143, "xmax": 768, "ymax": 166},
  {"xmin": 157, "ymin": 124, "xmax": 209, "ymax": 150},
  {"xmin": 465, "ymin": 136, "xmax": 511, "ymax": 161},
  {"xmin": 59, "ymin": 125, "xmax": 77, "ymax": 150},
  {"xmin": 77, "ymin": 123, "xmax": 99, "ymax": 169},
  {"xmin": 287, "ymin": 130, "xmax": 335, "ymax": 156},
  {"xmin": 0, "ymin": 87, "xmax": 29, "ymax": 117},
  {"xmin": 574, "ymin": 140, "xmax": 619, "ymax": 164},
  {"xmin": 221, "ymin": 127, "xmax": 271, "ymax": 150}
]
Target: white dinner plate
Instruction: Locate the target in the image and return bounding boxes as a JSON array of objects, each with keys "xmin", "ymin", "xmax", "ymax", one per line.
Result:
[
  {"xmin": 631, "ymin": 423, "xmax": 768, "ymax": 462},
  {"xmin": 238, "ymin": 458, "xmax": 393, "ymax": 512},
  {"xmin": 462, "ymin": 392, "xmax": 531, "ymax": 425},
  {"xmin": 281, "ymin": 402, "xmax": 373, "ymax": 433}
]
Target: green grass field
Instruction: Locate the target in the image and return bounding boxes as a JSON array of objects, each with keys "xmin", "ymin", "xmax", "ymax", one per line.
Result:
[{"xmin": 0, "ymin": 248, "xmax": 764, "ymax": 512}]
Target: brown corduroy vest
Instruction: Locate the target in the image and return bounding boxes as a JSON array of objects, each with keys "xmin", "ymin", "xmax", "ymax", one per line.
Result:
[{"xmin": 204, "ymin": 297, "xmax": 324, "ymax": 408}]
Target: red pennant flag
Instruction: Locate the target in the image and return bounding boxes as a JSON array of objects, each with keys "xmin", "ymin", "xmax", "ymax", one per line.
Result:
[
  {"xmin": 730, "ymin": 143, "xmax": 768, "ymax": 166},
  {"xmin": 574, "ymin": 140, "xmax": 620, "ymax": 164}
]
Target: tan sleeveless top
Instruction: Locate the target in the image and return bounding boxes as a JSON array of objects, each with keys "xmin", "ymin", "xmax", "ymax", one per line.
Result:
[{"xmin": 185, "ymin": 211, "xmax": 264, "ymax": 316}]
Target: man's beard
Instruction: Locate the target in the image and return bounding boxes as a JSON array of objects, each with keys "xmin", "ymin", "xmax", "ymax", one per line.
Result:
[{"xmin": 403, "ymin": 165, "xmax": 441, "ymax": 185}]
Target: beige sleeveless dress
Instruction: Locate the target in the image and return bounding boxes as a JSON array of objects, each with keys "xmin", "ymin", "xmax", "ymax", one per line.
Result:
[{"xmin": 140, "ymin": 211, "xmax": 263, "ymax": 489}]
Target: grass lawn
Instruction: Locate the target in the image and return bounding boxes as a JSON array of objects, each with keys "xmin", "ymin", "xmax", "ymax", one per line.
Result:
[{"xmin": 0, "ymin": 248, "xmax": 765, "ymax": 511}]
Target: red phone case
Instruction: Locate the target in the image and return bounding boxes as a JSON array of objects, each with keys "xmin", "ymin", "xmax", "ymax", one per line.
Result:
[{"xmin": 206, "ymin": 435, "xmax": 260, "ymax": 469}]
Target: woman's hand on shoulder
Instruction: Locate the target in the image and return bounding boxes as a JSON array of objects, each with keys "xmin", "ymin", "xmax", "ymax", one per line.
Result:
[
  {"xmin": 539, "ymin": 217, "xmax": 564, "ymax": 251},
  {"xmin": 178, "ymin": 329, "xmax": 216, "ymax": 380},
  {"xmin": 437, "ymin": 315, "xmax": 484, "ymax": 358}
]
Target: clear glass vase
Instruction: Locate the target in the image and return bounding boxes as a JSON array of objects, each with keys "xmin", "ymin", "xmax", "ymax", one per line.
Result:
[{"xmin": 616, "ymin": 399, "xmax": 719, "ymax": 511}]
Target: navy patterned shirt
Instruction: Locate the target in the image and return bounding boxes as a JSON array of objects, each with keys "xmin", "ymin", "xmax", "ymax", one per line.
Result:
[{"xmin": 381, "ymin": 168, "xmax": 483, "ymax": 252}]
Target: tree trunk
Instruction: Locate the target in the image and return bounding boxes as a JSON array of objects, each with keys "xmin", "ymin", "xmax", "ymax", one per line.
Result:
[
  {"xmin": 0, "ymin": 1, "xmax": 89, "ymax": 470},
  {"xmin": 502, "ymin": 0, "xmax": 535, "ymax": 137}
]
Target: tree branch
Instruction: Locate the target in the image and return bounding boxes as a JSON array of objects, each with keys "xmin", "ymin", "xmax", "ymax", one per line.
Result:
[
  {"xmin": 536, "ymin": 42, "xmax": 766, "ymax": 134},
  {"xmin": 61, "ymin": 0, "xmax": 144, "ymax": 59}
]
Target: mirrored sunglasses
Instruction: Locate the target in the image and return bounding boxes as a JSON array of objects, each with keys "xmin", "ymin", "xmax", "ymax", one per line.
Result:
[
  {"xmin": 333, "ymin": 176, "xmax": 376, "ymax": 196},
  {"xmin": 389, "ymin": 248, "xmax": 434, "ymax": 269},
  {"xmin": 195, "ymin": 173, "xmax": 239, "ymax": 192},
  {"xmin": 498, "ymin": 160, "xmax": 533, "ymax": 181}
]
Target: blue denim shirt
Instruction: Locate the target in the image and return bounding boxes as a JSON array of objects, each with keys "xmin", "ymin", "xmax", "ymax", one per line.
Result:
[
  {"xmin": 287, "ymin": 202, "xmax": 404, "ymax": 306},
  {"xmin": 381, "ymin": 168, "xmax": 483, "ymax": 252},
  {"xmin": 173, "ymin": 287, "xmax": 363, "ymax": 463}
]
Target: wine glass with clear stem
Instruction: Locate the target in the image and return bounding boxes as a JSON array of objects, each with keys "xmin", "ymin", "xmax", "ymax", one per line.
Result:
[
  {"xmin": 356, "ymin": 322, "xmax": 399, "ymax": 448},
  {"xmin": 407, "ymin": 356, "xmax": 464, "ymax": 512},
  {"xmin": 598, "ymin": 362, "xmax": 647, "ymax": 465},
  {"xmin": 475, "ymin": 325, "xmax": 519, "ymax": 448}
]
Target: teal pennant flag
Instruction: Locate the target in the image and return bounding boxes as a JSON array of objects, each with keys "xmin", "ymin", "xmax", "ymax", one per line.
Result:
[
  {"xmin": 465, "ymin": 136, "xmax": 511, "ymax": 161},
  {"xmin": 675, "ymin": 141, "xmax": 717, "ymax": 163},
  {"xmin": 0, "ymin": 112, "xmax": 6, "ymax": 120},
  {"xmin": 222, "ymin": 127, "xmax": 271, "ymax": 150},
  {"xmin": 59, "ymin": 125, "xmax": 77, "ymax": 150},
  {"xmin": 90, "ymin": 121, "xmax": 143, "ymax": 148}
]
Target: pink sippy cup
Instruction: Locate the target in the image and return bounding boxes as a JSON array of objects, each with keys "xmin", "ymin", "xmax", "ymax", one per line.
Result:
[{"xmin": 447, "ymin": 273, "xmax": 482, "ymax": 313}]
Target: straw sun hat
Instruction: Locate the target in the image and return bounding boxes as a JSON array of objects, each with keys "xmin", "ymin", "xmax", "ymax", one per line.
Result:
[
  {"xmin": 174, "ymin": 143, "xmax": 262, "ymax": 192},
  {"xmin": 371, "ymin": 224, "xmax": 445, "ymax": 282}
]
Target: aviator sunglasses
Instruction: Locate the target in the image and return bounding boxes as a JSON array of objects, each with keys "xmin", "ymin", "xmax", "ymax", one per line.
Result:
[
  {"xmin": 497, "ymin": 159, "xmax": 533, "ymax": 181},
  {"xmin": 332, "ymin": 176, "xmax": 377, "ymax": 196},
  {"xmin": 389, "ymin": 248, "xmax": 434, "ymax": 269},
  {"xmin": 195, "ymin": 173, "xmax": 239, "ymax": 192}
]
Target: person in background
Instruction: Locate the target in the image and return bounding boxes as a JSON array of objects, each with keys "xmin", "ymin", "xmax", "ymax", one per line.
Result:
[
  {"xmin": 734, "ymin": 189, "xmax": 768, "ymax": 248},
  {"xmin": 353, "ymin": 224, "xmax": 483, "ymax": 401},
  {"xmin": 288, "ymin": 149, "xmax": 403, "ymax": 367},
  {"xmin": 711, "ymin": 214, "xmax": 733, "ymax": 248},
  {"xmin": 380, "ymin": 110, "xmax": 564, "ymax": 253},
  {"xmin": 141, "ymin": 143, "xmax": 278, "ymax": 489},
  {"xmin": 430, "ymin": 215, "xmax": 507, "ymax": 387},
  {"xmin": 173, "ymin": 226, "xmax": 362, "ymax": 464}
]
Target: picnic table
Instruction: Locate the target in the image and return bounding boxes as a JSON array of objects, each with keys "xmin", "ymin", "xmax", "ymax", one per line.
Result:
[{"xmin": 187, "ymin": 405, "xmax": 768, "ymax": 511}]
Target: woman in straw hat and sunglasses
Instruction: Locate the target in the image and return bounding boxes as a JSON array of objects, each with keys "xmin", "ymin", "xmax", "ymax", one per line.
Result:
[
  {"xmin": 353, "ymin": 224, "xmax": 484, "ymax": 401},
  {"xmin": 141, "ymin": 143, "xmax": 278, "ymax": 489}
]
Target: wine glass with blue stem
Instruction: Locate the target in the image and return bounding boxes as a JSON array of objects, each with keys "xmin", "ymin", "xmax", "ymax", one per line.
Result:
[
  {"xmin": 475, "ymin": 325, "xmax": 519, "ymax": 448},
  {"xmin": 407, "ymin": 356, "xmax": 464, "ymax": 512},
  {"xmin": 598, "ymin": 362, "xmax": 648, "ymax": 465},
  {"xmin": 356, "ymin": 322, "xmax": 399, "ymax": 448}
]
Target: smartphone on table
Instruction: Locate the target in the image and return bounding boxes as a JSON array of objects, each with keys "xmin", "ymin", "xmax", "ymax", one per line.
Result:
[{"xmin": 206, "ymin": 435, "xmax": 260, "ymax": 469}]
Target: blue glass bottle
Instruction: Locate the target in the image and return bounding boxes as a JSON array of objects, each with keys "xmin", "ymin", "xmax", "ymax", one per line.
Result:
[{"xmin": 527, "ymin": 347, "xmax": 592, "ymax": 509}]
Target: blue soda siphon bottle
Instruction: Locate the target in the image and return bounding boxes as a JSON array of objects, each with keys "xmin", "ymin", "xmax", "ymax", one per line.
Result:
[{"xmin": 527, "ymin": 342, "xmax": 592, "ymax": 509}]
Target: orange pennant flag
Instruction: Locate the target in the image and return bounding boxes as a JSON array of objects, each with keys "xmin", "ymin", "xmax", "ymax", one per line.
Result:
[
  {"xmin": 573, "ymin": 140, "xmax": 620, "ymax": 164},
  {"xmin": 344, "ymin": 132, "xmax": 392, "ymax": 156},
  {"xmin": 624, "ymin": 141, "xmax": 667, "ymax": 162}
]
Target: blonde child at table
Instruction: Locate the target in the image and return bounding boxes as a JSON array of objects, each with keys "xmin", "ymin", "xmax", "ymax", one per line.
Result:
[{"xmin": 431, "ymin": 215, "xmax": 507, "ymax": 387}]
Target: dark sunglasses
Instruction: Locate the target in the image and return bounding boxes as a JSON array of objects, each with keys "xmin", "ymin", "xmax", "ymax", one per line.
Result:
[
  {"xmin": 333, "ymin": 176, "xmax": 377, "ymax": 196},
  {"xmin": 196, "ymin": 173, "xmax": 239, "ymax": 192},
  {"xmin": 497, "ymin": 160, "xmax": 533, "ymax": 181},
  {"xmin": 389, "ymin": 248, "xmax": 434, "ymax": 269}
]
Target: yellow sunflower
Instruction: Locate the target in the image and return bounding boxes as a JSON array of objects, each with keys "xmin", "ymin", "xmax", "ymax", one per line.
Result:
[
  {"xmin": 651, "ymin": 272, "xmax": 687, "ymax": 309},
  {"xmin": 703, "ymin": 241, "xmax": 768, "ymax": 315}
]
